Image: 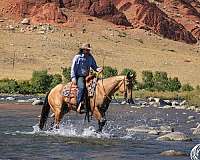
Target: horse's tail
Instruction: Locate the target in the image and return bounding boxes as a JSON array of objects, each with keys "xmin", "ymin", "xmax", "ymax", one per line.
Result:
[{"xmin": 39, "ymin": 91, "xmax": 50, "ymax": 130}]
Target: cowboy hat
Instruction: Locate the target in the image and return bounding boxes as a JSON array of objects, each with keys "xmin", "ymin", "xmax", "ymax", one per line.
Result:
[{"xmin": 80, "ymin": 43, "xmax": 92, "ymax": 50}]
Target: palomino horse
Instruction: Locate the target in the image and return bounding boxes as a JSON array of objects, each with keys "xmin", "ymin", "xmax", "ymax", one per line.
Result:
[{"xmin": 39, "ymin": 73, "xmax": 133, "ymax": 132}]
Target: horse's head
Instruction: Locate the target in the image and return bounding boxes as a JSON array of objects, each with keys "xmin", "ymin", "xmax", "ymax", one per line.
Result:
[{"xmin": 118, "ymin": 72, "xmax": 134, "ymax": 100}]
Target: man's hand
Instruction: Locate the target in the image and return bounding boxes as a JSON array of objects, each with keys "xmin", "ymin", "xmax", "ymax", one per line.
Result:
[
  {"xmin": 96, "ymin": 67, "xmax": 103, "ymax": 73},
  {"xmin": 72, "ymin": 78, "xmax": 76, "ymax": 85}
]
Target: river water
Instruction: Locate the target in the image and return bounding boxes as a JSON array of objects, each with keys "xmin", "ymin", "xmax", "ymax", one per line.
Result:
[{"xmin": 0, "ymin": 103, "xmax": 200, "ymax": 160}]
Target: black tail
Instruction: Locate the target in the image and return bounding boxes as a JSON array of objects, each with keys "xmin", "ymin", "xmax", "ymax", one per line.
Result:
[{"xmin": 39, "ymin": 91, "xmax": 50, "ymax": 130}]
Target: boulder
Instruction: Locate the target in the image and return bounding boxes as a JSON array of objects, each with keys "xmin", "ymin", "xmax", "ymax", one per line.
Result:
[
  {"xmin": 17, "ymin": 100, "xmax": 27, "ymax": 103},
  {"xmin": 157, "ymin": 132, "xmax": 192, "ymax": 141},
  {"xmin": 32, "ymin": 100, "xmax": 44, "ymax": 105},
  {"xmin": 21, "ymin": 18, "xmax": 30, "ymax": 25},
  {"xmin": 27, "ymin": 98, "xmax": 37, "ymax": 103},
  {"xmin": 188, "ymin": 116, "xmax": 196, "ymax": 120},
  {"xmin": 180, "ymin": 100, "xmax": 187, "ymax": 106},
  {"xmin": 193, "ymin": 124, "xmax": 200, "ymax": 135},
  {"xmin": 160, "ymin": 150, "xmax": 187, "ymax": 157},
  {"xmin": 6, "ymin": 97, "xmax": 15, "ymax": 101}
]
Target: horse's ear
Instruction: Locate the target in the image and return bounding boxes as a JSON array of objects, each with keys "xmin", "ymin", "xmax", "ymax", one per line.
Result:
[{"xmin": 126, "ymin": 72, "xmax": 133, "ymax": 79}]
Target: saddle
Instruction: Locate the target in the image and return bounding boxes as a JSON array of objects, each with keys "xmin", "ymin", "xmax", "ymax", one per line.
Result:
[{"xmin": 62, "ymin": 75, "xmax": 98, "ymax": 106}]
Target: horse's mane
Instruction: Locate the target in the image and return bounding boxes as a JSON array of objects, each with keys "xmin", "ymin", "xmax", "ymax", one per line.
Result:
[{"xmin": 102, "ymin": 75, "xmax": 125, "ymax": 82}]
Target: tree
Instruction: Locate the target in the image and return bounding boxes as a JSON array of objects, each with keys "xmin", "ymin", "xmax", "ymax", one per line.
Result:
[
  {"xmin": 17, "ymin": 80, "xmax": 34, "ymax": 94},
  {"xmin": 166, "ymin": 77, "xmax": 181, "ymax": 92},
  {"xmin": 50, "ymin": 74, "xmax": 62, "ymax": 88},
  {"xmin": 153, "ymin": 71, "xmax": 168, "ymax": 91},
  {"xmin": 31, "ymin": 70, "xmax": 53, "ymax": 93},
  {"xmin": 62, "ymin": 67, "xmax": 71, "ymax": 82},
  {"xmin": 0, "ymin": 79, "xmax": 18, "ymax": 94},
  {"xmin": 142, "ymin": 70, "xmax": 154, "ymax": 90}
]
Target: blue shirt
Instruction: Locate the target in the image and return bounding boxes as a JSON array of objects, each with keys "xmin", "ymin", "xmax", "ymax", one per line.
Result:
[{"xmin": 71, "ymin": 53, "xmax": 98, "ymax": 80}]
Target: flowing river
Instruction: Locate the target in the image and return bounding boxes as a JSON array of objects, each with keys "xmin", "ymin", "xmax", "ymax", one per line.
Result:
[{"xmin": 0, "ymin": 103, "xmax": 200, "ymax": 160}]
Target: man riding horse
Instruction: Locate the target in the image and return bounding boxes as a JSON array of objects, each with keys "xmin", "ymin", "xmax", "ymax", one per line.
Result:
[{"xmin": 71, "ymin": 43, "xmax": 103, "ymax": 113}]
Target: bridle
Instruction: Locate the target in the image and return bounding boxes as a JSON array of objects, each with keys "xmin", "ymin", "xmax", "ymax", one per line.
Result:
[{"xmin": 101, "ymin": 76, "xmax": 130, "ymax": 101}]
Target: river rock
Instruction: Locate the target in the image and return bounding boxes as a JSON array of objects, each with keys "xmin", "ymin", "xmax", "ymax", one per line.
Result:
[
  {"xmin": 0, "ymin": 98, "xmax": 5, "ymax": 100},
  {"xmin": 21, "ymin": 18, "xmax": 30, "ymax": 25},
  {"xmin": 32, "ymin": 100, "xmax": 43, "ymax": 105},
  {"xmin": 180, "ymin": 100, "xmax": 187, "ymax": 106},
  {"xmin": 126, "ymin": 125, "xmax": 161, "ymax": 135},
  {"xmin": 160, "ymin": 126, "xmax": 173, "ymax": 133},
  {"xmin": 172, "ymin": 101, "xmax": 179, "ymax": 106},
  {"xmin": 148, "ymin": 130, "xmax": 160, "ymax": 135},
  {"xmin": 17, "ymin": 100, "xmax": 27, "ymax": 103},
  {"xmin": 188, "ymin": 116, "xmax": 196, "ymax": 120},
  {"xmin": 193, "ymin": 124, "xmax": 200, "ymax": 135},
  {"xmin": 175, "ymin": 106, "xmax": 186, "ymax": 110},
  {"xmin": 126, "ymin": 125, "xmax": 155, "ymax": 133},
  {"xmin": 160, "ymin": 150, "xmax": 187, "ymax": 156},
  {"xmin": 6, "ymin": 97, "xmax": 15, "ymax": 101},
  {"xmin": 27, "ymin": 98, "xmax": 37, "ymax": 103},
  {"xmin": 121, "ymin": 100, "xmax": 127, "ymax": 105},
  {"xmin": 157, "ymin": 132, "xmax": 191, "ymax": 141}
]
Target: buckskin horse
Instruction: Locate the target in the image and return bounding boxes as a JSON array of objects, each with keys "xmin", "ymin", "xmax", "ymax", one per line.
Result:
[{"xmin": 39, "ymin": 73, "xmax": 133, "ymax": 132}]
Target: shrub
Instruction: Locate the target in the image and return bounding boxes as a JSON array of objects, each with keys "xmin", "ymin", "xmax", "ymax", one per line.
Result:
[
  {"xmin": 102, "ymin": 66, "xmax": 118, "ymax": 78},
  {"xmin": 166, "ymin": 77, "xmax": 181, "ymax": 92},
  {"xmin": 196, "ymin": 85, "xmax": 200, "ymax": 91},
  {"xmin": 0, "ymin": 79, "xmax": 18, "ymax": 94},
  {"xmin": 50, "ymin": 74, "xmax": 62, "ymax": 88},
  {"xmin": 142, "ymin": 71, "xmax": 154, "ymax": 90},
  {"xmin": 181, "ymin": 83, "xmax": 194, "ymax": 91},
  {"xmin": 62, "ymin": 67, "xmax": 71, "ymax": 82},
  {"xmin": 31, "ymin": 70, "xmax": 53, "ymax": 93},
  {"xmin": 153, "ymin": 71, "xmax": 168, "ymax": 91},
  {"xmin": 17, "ymin": 80, "xmax": 34, "ymax": 94}
]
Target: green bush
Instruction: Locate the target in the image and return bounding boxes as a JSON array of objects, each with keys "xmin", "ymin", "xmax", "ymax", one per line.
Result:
[
  {"xmin": 62, "ymin": 67, "xmax": 71, "ymax": 82},
  {"xmin": 102, "ymin": 66, "xmax": 118, "ymax": 78},
  {"xmin": 153, "ymin": 71, "xmax": 169, "ymax": 91},
  {"xmin": 31, "ymin": 70, "xmax": 53, "ymax": 93},
  {"xmin": 50, "ymin": 74, "xmax": 62, "ymax": 88},
  {"xmin": 166, "ymin": 77, "xmax": 181, "ymax": 92},
  {"xmin": 0, "ymin": 79, "xmax": 18, "ymax": 94},
  {"xmin": 17, "ymin": 80, "xmax": 34, "ymax": 94},
  {"xmin": 182, "ymin": 83, "xmax": 194, "ymax": 91},
  {"xmin": 196, "ymin": 85, "xmax": 200, "ymax": 91},
  {"xmin": 142, "ymin": 71, "xmax": 154, "ymax": 90}
]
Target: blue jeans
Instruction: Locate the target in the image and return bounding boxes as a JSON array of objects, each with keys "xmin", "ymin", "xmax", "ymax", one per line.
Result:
[{"xmin": 77, "ymin": 77, "xmax": 86, "ymax": 105}]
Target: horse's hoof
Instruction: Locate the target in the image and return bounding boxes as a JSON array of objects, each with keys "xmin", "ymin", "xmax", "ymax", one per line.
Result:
[
  {"xmin": 77, "ymin": 109, "xmax": 87, "ymax": 114},
  {"xmin": 95, "ymin": 129, "xmax": 102, "ymax": 133}
]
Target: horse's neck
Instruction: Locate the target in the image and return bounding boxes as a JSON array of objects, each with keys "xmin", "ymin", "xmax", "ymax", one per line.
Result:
[{"xmin": 99, "ymin": 76, "xmax": 124, "ymax": 97}]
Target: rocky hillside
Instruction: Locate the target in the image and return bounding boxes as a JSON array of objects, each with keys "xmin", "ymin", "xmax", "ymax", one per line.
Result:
[
  {"xmin": 114, "ymin": 0, "xmax": 197, "ymax": 44},
  {"xmin": 0, "ymin": 0, "xmax": 200, "ymax": 44}
]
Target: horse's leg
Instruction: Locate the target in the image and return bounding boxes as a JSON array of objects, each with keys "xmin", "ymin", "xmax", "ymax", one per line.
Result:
[
  {"xmin": 54, "ymin": 104, "xmax": 69, "ymax": 129},
  {"xmin": 93, "ymin": 107, "xmax": 106, "ymax": 132},
  {"xmin": 54, "ymin": 108, "xmax": 64, "ymax": 129}
]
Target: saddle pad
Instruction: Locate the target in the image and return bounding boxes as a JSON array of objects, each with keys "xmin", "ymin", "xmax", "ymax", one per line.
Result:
[
  {"xmin": 63, "ymin": 83, "xmax": 78, "ymax": 98},
  {"xmin": 88, "ymin": 78, "xmax": 98, "ymax": 97}
]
